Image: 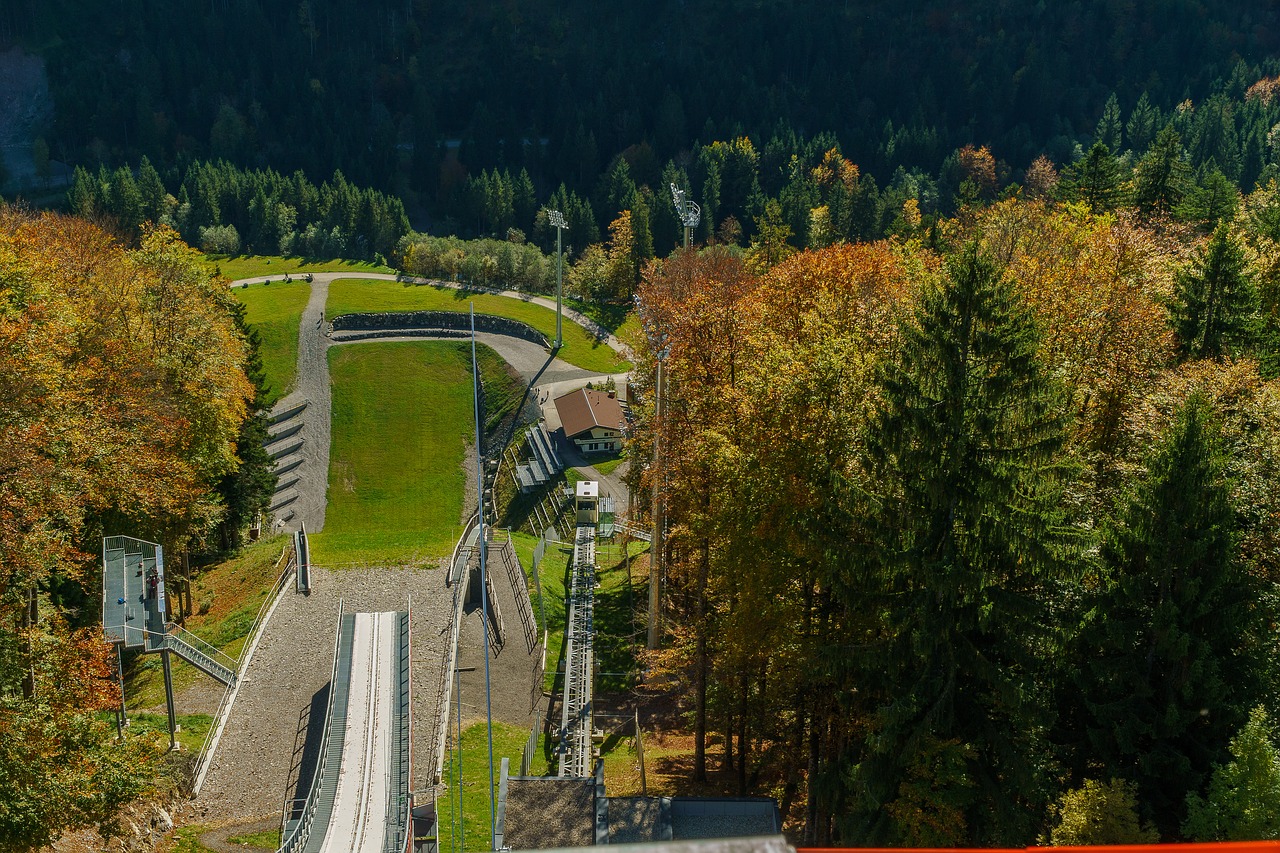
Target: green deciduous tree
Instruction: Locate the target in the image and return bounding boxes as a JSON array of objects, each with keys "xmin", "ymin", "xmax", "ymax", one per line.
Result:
[
  {"xmin": 1184, "ymin": 707, "xmax": 1280, "ymax": 841},
  {"xmin": 1046, "ymin": 779, "xmax": 1158, "ymax": 845}
]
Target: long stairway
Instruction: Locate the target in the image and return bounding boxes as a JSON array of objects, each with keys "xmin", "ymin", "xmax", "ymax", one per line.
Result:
[{"xmin": 161, "ymin": 623, "xmax": 238, "ymax": 686}]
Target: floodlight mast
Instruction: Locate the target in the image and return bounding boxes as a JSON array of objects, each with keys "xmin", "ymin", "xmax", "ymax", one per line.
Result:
[
  {"xmin": 547, "ymin": 209, "xmax": 568, "ymax": 348},
  {"xmin": 670, "ymin": 183, "xmax": 701, "ymax": 249}
]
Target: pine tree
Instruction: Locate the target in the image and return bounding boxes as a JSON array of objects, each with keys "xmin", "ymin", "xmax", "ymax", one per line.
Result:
[
  {"xmin": 1062, "ymin": 142, "xmax": 1124, "ymax": 212},
  {"xmin": 1133, "ymin": 125, "xmax": 1192, "ymax": 216},
  {"xmin": 1082, "ymin": 397, "xmax": 1261, "ymax": 834},
  {"xmin": 1170, "ymin": 224, "xmax": 1257, "ymax": 360},
  {"xmin": 848, "ymin": 243, "xmax": 1078, "ymax": 845},
  {"xmin": 1095, "ymin": 93, "xmax": 1124, "ymax": 153}
]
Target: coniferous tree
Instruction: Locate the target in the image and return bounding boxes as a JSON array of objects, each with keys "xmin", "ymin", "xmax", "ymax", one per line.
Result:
[
  {"xmin": 1176, "ymin": 162, "xmax": 1240, "ymax": 229},
  {"xmin": 848, "ymin": 243, "xmax": 1078, "ymax": 845},
  {"xmin": 1081, "ymin": 397, "xmax": 1262, "ymax": 833},
  {"xmin": 1126, "ymin": 93, "xmax": 1163, "ymax": 154},
  {"xmin": 1062, "ymin": 142, "xmax": 1125, "ymax": 212},
  {"xmin": 1170, "ymin": 224, "xmax": 1257, "ymax": 360},
  {"xmin": 1095, "ymin": 93, "xmax": 1124, "ymax": 152},
  {"xmin": 217, "ymin": 300, "xmax": 277, "ymax": 550},
  {"xmin": 1133, "ymin": 126, "xmax": 1192, "ymax": 215},
  {"xmin": 136, "ymin": 156, "xmax": 167, "ymax": 225}
]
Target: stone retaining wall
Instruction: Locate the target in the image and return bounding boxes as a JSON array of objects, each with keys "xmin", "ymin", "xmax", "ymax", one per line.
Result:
[{"xmin": 332, "ymin": 311, "xmax": 548, "ymax": 347}]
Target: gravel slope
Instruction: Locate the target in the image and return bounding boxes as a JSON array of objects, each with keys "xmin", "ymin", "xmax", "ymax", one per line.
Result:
[{"xmin": 193, "ymin": 565, "xmax": 451, "ymax": 823}]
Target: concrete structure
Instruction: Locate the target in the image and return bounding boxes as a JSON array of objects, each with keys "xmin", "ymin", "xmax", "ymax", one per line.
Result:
[{"xmin": 553, "ymin": 387, "xmax": 626, "ymax": 454}]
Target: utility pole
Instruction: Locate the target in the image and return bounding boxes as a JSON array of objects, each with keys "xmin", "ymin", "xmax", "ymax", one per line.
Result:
[
  {"xmin": 647, "ymin": 349, "xmax": 666, "ymax": 650},
  {"xmin": 670, "ymin": 183, "xmax": 701, "ymax": 249},
  {"xmin": 547, "ymin": 209, "xmax": 567, "ymax": 349}
]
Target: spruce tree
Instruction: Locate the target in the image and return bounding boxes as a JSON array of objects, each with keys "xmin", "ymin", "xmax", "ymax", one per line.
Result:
[
  {"xmin": 216, "ymin": 300, "xmax": 277, "ymax": 551},
  {"xmin": 1081, "ymin": 397, "xmax": 1261, "ymax": 834},
  {"xmin": 1133, "ymin": 125, "xmax": 1192, "ymax": 216},
  {"xmin": 1170, "ymin": 224, "xmax": 1257, "ymax": 360},
  {"xmin": 1062, "ymin": 142, "xmax": 1124, "ymax": 212},
  {"xmin": 1095, "ymin": 93, "xmax": 1124, "ymax": 153},
  {"xmin": 848, "ymin": 243, "xmax": 1078, "ymax": 845}
]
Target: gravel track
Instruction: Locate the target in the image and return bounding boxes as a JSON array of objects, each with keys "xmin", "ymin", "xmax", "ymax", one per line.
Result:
[
  {"xmin": 197, "ymin": 272, "xmax": 631, "ymax": 833},
  {"xmin": 193, "ymin": 564, "xmax": 452, "ymax": 824}
]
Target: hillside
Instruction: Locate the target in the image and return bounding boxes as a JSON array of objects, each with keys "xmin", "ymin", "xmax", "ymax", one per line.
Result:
[{"xmin": 6, "ymin": 1, "xmax": 1278, "ymax": 219}]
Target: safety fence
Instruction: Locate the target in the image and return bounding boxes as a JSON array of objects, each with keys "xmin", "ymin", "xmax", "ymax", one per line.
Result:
[
  {"xmin": 433, "ymin": 514, "xmax": 479, "ymax": 785},
  {"xmin": 191, "ymin": 536, "xmax": 298, "ymax": 795}
]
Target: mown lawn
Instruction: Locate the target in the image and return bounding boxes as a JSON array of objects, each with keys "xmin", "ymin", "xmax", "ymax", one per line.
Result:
[
  {"xmin": 230, "ymin": 280, "xmax": 310, "ymax": 404},
  {"xmin": 326, "ymin": 278, "xmax": 631, "ymax": 373},
  {"xmin": 311, "ymin": 341, "xmax": 519, "ymax": 567},
  {"xmin": 205, "ymin": 253, "xmax": 393, "ymax": 281},
  {"xmin": 436, "ymin": 720, "xmax": 529, "ymax": 853}
]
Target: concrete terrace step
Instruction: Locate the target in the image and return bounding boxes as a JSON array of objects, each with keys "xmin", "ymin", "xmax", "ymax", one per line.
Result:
[
  {"xmin": 269, "ymin": 400, "xmax": 309, "ymax": 425},
  {"xmin": 273, "ymin": 456, "xmax": 304, "ymax": 476},
  {"xmin": 275, "ymin": 475, "xmax": 301, "ymax": 493},
  {"xmin": 266, "ymin": 420, "xmax": 304, "ymax": 443},
  {"xmin": 269, "ymin": 439, "xmax": 304, "ymax": 461},
  {"xmin": 270, "ymin": 489, "xmax": 299, "ymax": 512}
]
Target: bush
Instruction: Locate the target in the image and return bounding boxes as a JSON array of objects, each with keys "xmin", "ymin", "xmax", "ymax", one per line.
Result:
[
  {"xmin": 199, "ymin": 223, "xmax": 241, "ymax": 254},
  {"xmin": 1045, "ymin": 778, "xmax": 1158, "ymax": 845}
]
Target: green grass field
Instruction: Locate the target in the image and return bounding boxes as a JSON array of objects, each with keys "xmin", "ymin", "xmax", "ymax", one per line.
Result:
[
  {"xmin": 205, "ymin": 254, "xmax": 393, "ymax": 281},
  {"xmin": 326, "ymin": 278, "xmax": 631, "ymax": 373},
  {"xmin": 437, "ymin": 721, "xmax": 529, "ymax": 853},
  {"xmin": 230, "ymin": 280, "xmax": 310, "ymax": 404},
  {"xmin": 310, "ymin": 341, "xmax": 520, "ymax": 566}
]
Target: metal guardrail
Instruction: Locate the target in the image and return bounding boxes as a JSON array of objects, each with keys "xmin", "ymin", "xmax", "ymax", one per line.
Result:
[
  {"xmin": 434, "ymin": 516, "xmax": 479, "ymax": 785},
  {"xmin": 191, "ymin": 539, "xmax": 297, "ymax": 795},
  {"xmin": 278, "ymin": 601, "xmax": 347, "ymax": 853}
]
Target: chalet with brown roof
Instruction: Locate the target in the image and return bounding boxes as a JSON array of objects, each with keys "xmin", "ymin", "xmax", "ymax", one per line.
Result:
[{"xmin": 553, "ymin": 387, "xmax": 627, "ymax": 454}]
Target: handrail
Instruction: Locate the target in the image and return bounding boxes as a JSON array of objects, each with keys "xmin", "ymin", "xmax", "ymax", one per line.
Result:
[
  {"xmin": 192, "ymin": 539, "xmax": 297, "ymax": 795},
  {"xmin": 278, "ymin": 599, "xmax": 346, "ymax": 853},
  {"xmin": 163, "ymin": 623, "xmax": 240, "ymax": 674}
]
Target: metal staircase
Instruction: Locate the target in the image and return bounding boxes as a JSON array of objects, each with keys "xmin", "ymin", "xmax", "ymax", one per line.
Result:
[
  {"xmin": 558, "ymin": 523, "xmax": 597, "ymax": 778},
  {"xmin": 160, "ymin": 623, "xmax": 238, "ymax": 686}
]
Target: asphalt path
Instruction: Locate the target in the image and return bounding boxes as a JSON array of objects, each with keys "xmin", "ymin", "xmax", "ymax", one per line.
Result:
[{"xmin": 230, "ymin": 271, "xmax": 632, "ymax": 534}]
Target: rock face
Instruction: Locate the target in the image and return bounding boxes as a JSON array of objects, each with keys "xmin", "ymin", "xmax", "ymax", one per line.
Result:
[{"xmin": 0, "ymin": 47, "xmax": 56, "ymax": 190}]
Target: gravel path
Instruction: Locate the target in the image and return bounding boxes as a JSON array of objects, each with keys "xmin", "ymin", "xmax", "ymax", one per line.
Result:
[
  {"xmin": 197, "ymin": 271, "xmax": 633, "ymax": 833},
  {"xmin": 229, "ymin": 271, "xmax": 634, "ymax": 360},
  {"xmin": 193, "ymin": 565, "xmax": 452, "ymax": 824}
]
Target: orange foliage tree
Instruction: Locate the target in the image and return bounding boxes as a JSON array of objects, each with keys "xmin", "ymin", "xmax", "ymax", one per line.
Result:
[{"xmin": 0, "ymin": 207, "xmax": 255, "ymax": 844}]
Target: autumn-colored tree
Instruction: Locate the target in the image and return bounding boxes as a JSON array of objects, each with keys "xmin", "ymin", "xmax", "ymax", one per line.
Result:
[
  {"xmin": 1023, "ymin": 155, "xmax": 1060, "ymax": 200},
  {"xmin": 634, "ymin": 247, "xmax": 758, "ymax": 782},
  {"xmin": 0, "ymin": 207, "xmax": 257, "ymax": 843}
]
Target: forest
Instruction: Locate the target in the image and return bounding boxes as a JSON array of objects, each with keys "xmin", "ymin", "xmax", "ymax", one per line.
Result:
[
  {"xmin": 626, "ymin": 187, "xmax": 1280, "ymax": 844},
  {"xmin": 2, "ymin": 0, "xmax": 1278, "ymax": 239},
  {"xmin": 1, "ymin": 0, "xmax": 1280, "ymax": 847}
]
